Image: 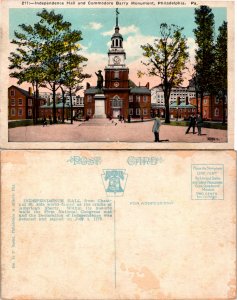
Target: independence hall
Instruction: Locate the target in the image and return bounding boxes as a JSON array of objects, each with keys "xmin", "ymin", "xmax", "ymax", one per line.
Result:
[{"xmin": 84, "ymin": 11, "xmax": 151, "ymax": 119}]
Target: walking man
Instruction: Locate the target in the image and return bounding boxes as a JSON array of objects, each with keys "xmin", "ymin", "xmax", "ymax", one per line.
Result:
[
  {"xmin": 152, "ymin": 116, "xmax": 161, "ymax": 142},
  {"xmin": 186, "ymin": 113, "xmax": 196, "ymax": 134}
]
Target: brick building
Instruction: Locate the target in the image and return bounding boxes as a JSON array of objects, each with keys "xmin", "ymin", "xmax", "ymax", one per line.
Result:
[
  {"xmin": 8, "ymin": 85, "xmax": 46, "ymax": 120},
  {"xmin": 190, "ymin": 95, "xmax": 227, "ymax": 122},
  {"xmin": 84, "ymin": 13, "xmax": 151, "ymax": 119}
]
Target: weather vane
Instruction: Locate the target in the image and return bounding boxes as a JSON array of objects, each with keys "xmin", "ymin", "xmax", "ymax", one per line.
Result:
[{"xmin": 116, "ymin": 8, "xmax": 119, "ymax": 27}]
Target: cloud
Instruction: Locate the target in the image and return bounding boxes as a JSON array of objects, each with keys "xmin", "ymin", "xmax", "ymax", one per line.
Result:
[
  {"xmin": 102, "ymin": 24, "xmax": 139, "ymax": 36},
  {"xmin": 186, "ymin": 37, "xmax": 197, "ymax": 64},
  {"xmin": 88, "ymin": 22, "xmax": 103, "ymax": 30},
  {"xmin": 124, "ymin": 32, "xmax": 156, "ymax": 62}
]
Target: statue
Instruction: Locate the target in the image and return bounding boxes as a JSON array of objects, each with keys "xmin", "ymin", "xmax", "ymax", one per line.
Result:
[{"xmin": 95, "ymin": 70, "xmax": 104, "ymax": 89}]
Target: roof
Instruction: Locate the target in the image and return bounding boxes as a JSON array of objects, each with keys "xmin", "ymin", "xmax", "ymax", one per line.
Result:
[
  {"xmin": 151, "ymin": 103, "xmax": 165, "ymax": 108},
  {"xmin": 170, "ymin": 102, "xmax": 196, "ymax": 108},
  {"xmin": 9, "ymin": 85, "xmax": 31, "ymax": 97},
  {"xmin": 85, "ymin": 87, "xmax": 102, "ymax": 95},
  {"xmin": 40, "ymin": 102, "xmax": 71, "ymax": 109},
  {"xmin": 130, "ymin": 87, "xmax": 151, "ymax": 95},
  {"xmin": 9, "ymin": 85, "xmax": 45, "ymax": 99}
]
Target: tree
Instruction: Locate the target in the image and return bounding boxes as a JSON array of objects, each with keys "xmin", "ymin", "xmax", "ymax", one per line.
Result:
[
  {"xmin": 9, "ymin": 9, "xmax": 90, "ymax": 124},
  {"xmin": 214, "ymin": 21, "xmax": 227, "ymax": 124},
  {"xmin": 60, "ymin": 36, "xmax": 90, "ymax": 123},
  {"xmin": 193, "ymin": 6, "xmax": 215, "ymax": 118},
  {"xmin": 9, "ymin": 24, "xmax": 45, "ymax": 124},
  {"xmin": 139, "ymin": 23, "xmax": 189, "ymax": 123}
]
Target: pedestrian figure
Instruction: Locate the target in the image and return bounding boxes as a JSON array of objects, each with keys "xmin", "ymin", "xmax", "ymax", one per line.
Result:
[
  {"xmin": 152, "ymin": 116, "xmax": 161, "ymax": 142},
  {"xmin": 196, "ymin": 113, "xmax": 203, "ymax": 135},
  {"xmin": 186, "ymin": 113, "xmax": 196, "ymax": 134},
  {"xmin": 128, "ymin": 115, "xmax": 131, "ymax": 123},
  {"xmin": 42, "ymin": 117, "xmax": 47, "ymax": 127}
]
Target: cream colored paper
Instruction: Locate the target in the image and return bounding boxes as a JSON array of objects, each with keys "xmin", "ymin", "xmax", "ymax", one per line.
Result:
[
  {"xmin": 1, "ymin": 150, "xmax": 236, "ymax": 299},
  {"xmin": 0, "ymin": 0, "xmax": 234, "ymax": 149}
]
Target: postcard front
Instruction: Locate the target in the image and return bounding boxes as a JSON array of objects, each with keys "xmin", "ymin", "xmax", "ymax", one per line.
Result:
[
  {"xmin": 0, "ymin": 0, "xmax": 234, "ymax": 149},
  {"xmin": 1, "ymin": 150, "xmax": 236, "ymax": 299}
]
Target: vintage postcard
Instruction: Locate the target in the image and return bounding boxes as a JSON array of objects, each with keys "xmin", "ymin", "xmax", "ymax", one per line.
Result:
[
  {"xmin": 0, "ymin": 0, "xmax": 235, "ymax": 149},
  {"xmin": 1, "ymin": 150, "xmax": 236, "ymax": 299}
]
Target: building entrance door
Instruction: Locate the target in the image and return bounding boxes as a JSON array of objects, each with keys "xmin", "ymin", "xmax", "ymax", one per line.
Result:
[{"xmin": 113, "ymin": 109, "xmax": 120, "ymax": 118}]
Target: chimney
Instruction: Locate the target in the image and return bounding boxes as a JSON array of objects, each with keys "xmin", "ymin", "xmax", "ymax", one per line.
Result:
[
  {"xmin": 86, "ymin": 82, "xmax": 91, "ymax": 89},
  {"xmin": 146, "ymin": 82, "xmax": 150, "ymax": 89}
]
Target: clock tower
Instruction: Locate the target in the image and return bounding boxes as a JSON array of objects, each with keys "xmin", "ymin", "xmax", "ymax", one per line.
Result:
[
  {"xmin": 104, "ymin": 9, "xmax": 129, "ymax": 90},
  {"xmin": 84, "ymin": 9, "xmax": 151, "ymax": 120}
]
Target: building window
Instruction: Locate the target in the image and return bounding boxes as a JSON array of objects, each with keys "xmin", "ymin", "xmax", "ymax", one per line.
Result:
[
  {"xmin": 18, "ymin": 108, "xmax": 23, "ymax": 116},
  {"xmin": 114, "ymin": 71, "xmax": 119, "ymax": 79},
  {"xmin": 111, "ymin": 95, "xmax": 122, "ymax": 108},
  {"xmin": 129, "ymin": 95, "xmax": 133, "ymax": 102},
  {"xmin": 129, "ymin": 108, "xmax": 133, "ymax": 115},
  {"xmin": 136, "ymin": 108, "xmax": 140, "ymax": 115},
  {"xmin": 10, "ymin": 89, "xmax": 15, "ymax": 96},
  {"xmin": 87, "ymin": 95, "xmax": 92, "ymax": 102},
  {"xmin": 214, "ymin": 108, "xmax": 219, "ymax": 116},
  {"xmin": 87, "ymin": 108, "xmax": 92, "ymax": 116},
  {"xmin": 136, "ymin": 95, "xmax": 140, "ymax": 102},
  {"xmin": 18, "ymin": 98, "xmax": 23, "ymax": 105},
  {"xmin": 215, "ymin": 98, "xmax": 219, "ymax": 104},
  {"xmin": 28, "ymin": 109, "xmax": 32, "ymax": 116},
  {"xmin": 143, "ymin": 108, "xmax": 147, "ymax": 115},
  {"xmin": 11, "ymin": 99, "xmax": 15, "ymax": 106},
  {"xmin": 28, "ymin": 99, "xmax": 32, "ymax": 106},
  {"xmin": 11, "ymin": 108, "xmax": 15, "ymax": 116},
  {"xmin": 143, "ymin": 95, "xmax": 147, "ymax": 102}
]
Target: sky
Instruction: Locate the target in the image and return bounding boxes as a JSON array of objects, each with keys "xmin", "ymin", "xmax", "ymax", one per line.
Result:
[{"xmin": 9, "ymin": 7, "xmax": 227, "ymax": 93}]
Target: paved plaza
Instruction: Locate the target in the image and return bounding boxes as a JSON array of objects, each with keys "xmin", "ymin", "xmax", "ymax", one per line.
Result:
[{"xmin": 8, "ymin": 119, "xmax": 227, "ymax": 143}]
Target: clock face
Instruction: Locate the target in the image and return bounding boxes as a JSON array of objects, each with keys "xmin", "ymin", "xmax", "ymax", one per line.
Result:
[
  {"xmin": 114, "ymin": 82, "xmax": 119, "ymax": 87},
  {"xmin": 113, "ymin": 56, "xmax": 121, "ymax": 64}
]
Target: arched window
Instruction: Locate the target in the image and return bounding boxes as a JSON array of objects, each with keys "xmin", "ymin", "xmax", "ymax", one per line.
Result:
[
  {"xmin": 116, "ymin": 39, "xmax": 118, "ymax": 47},
  {"xmin": 119, "ymin": 40, "xmax": 122, "ymax": 47},
  {"xmin": 111, "ymin": 95, "xmax": 122, "ymax": 108}
]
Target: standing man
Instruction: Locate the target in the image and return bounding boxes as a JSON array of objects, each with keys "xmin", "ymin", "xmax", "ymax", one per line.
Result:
[
  {"xmin": 185, "ymin": 113, "xmax": 196, "ymax": 134},
  {"xmin": 152, "ymin": 116, "xmax": 161, "ymax": 142},
  {"xmin": 196, "ymin": 113, "xmax": 203, "ymax": 136}
]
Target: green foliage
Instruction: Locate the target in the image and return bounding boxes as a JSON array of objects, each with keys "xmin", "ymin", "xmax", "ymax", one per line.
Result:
[
  {"xmin": 140, "ymin": 23, "xmax": 189, "ymax": 123},
  {"xmin": 193, "ymin": 6, "xmax": 215, "ymax": 93},
  {"xmin": 9, "ymin": 9, "xmax": 91, "ymax": 124},
  {"xmin": 214, "ymin": 21, "xmax": 227, "ymax": 95}
]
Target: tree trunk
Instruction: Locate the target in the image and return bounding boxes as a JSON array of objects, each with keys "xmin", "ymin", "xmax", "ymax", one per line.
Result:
[
  {"xmin": 70, "ymin": 87, "xmax": 73, "ymax": 124},
  {"xmin": 32, "ymin": 85, "xmax": 36, "ymax": 125},
  {"xmin": 62, "ymin": 90, "xmax": 65, "ymax": 124},
  {"xmin": 164, "ymin": 88, "xmax": 170, "ymax": 123},
  {"xmin": 53, "ymin": 83, "xmax": 57, "ymax": 123},
  {"xmin": 195, "ymin": 90, "xmax": 199, "ymax": 114},
  {"xmin": 35, "ymin": 83, "xmax": 39, "ymax": 124},
  {"xmin": 200, "ymin": 91, "xmax": 203, "ymax": 119},
  {"xmin": 222, "ymin": 95, "xmax": 226, "ymax": 125}
]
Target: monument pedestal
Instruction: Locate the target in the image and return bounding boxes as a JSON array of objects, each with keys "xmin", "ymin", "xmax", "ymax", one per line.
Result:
[{"xmin": 94, "ymin": 94, "xmax": 106, "ymax": 119}]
